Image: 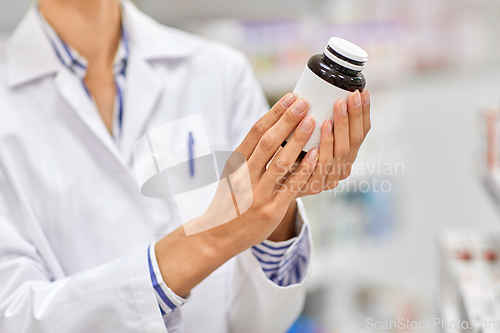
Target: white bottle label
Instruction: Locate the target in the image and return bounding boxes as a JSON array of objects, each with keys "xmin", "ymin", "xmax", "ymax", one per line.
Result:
[{"xmin": 292, "ymin": 65, "xmax": 351, "ymax": 153}]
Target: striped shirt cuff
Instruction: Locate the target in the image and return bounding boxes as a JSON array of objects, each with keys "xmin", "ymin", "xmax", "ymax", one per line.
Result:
[
  {"xmin": 251, "ymin": 206, "xmax": 311, "ymax": 286},
  {"xmin": 147, "ymin": 243, "xmax": 189, "ymax": 316}
]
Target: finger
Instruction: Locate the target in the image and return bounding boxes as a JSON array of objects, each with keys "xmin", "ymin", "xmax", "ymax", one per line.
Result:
[
  {"xmin": 341, "ymin": 89, "xmax": 372, "ymax": 179},
  {"xmin": 249, "ymin": 98, "xmax": 309, "ymax": 172},
  {"xmin": 347, "ymin": 90, "xmax": 364, "ymax": 151},
  {"xmin": 343, "ymin": 90, "xmax": 363, "ymax": 176},
  {"xmin": 361, "ymin": 89, "xmax": 371, "ymax": 137},
  {"xmin": 302, "ymin": 119, "xmax": 333, "ymax": 195},
  {"xmin": 236, "ymin": 93, "xmax": 298, "ymax": 159},
  {"xmin": 275, "ymin": 148, "xmax": 319, "ymax": 205},
  {"xmin": 263, "ymin": 115, "xmax": 315, "ymax": 188},
  {"xmin": 328, "ymin": 99, "xmax": 349, "ymax": 188}
]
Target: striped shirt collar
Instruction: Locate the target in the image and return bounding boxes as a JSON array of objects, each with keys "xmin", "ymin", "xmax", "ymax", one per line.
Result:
[
  {"xmin": 35, "ymin": 7, "xmax": 129, "ymax": 142},
  {"xmin": 35, "ymin": 7, "xmax": 129, "ymax": 81}
]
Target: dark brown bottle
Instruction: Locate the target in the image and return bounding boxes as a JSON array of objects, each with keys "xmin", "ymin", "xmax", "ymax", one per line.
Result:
[{"xmin": 287, "ymin": 37, "xmax": 368, "ymax": 157}]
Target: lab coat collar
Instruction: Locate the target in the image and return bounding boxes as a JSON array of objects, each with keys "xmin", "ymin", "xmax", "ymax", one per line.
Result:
[
  {"xmin": 6, "ymin": 0, "xmax": 198, "ymax": 88},
  {"xmin": 5, "ymin": 7, "xmax": 61, "ymax": 88}
]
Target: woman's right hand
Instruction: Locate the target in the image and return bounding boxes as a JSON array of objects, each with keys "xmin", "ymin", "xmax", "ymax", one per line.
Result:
[
  {"xmin": 219, "ymin": 93, "xmax": 319, "ymax": 245},
  {"xmin": 155, "ymin": 93, "xmax": 318, "ymax": 297},
  {"xmin": 186, "ymin": 93, "xmax": 319, "ymax": 246}
]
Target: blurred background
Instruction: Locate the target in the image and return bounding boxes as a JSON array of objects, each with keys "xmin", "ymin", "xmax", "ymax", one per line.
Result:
[{"xmin": 2, "ymin": 0, "xmax": 500, "ymax": 332}]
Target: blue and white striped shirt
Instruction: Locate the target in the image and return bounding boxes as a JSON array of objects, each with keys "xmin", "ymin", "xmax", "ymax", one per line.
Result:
[
  {"xmin": 36, "ymin": 8, "xmax": 311, "ymax": 319},
  {"xmin": 251, "ymin": 222, "xmax": 311, "ymax": 286}
]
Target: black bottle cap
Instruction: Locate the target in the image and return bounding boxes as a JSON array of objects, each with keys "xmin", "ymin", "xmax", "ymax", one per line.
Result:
[{"xmin": 323, "ymin": 37, "xmax": 368, "ymax": 71}]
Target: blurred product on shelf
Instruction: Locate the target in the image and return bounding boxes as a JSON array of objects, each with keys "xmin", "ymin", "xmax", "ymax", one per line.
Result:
[
  {"xmin": 485, "ymin": 110, "xmax": 500, "ymax": 171},
  {"xmin": 439, "ymin": 230, "xmax": 500, "ymax": 333},
  {"xmin": 481, "ymin": 106, "xmax": 500, "ymax": 210}
]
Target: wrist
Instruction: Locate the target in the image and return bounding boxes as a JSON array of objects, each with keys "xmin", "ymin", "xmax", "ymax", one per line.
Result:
[
  {"xmin": 201, "ymin": 213, "xmax": 253, "ymax": 256},
  {"xmin": 155, "ymin": 214, "xmax": 246, "ymax": 297},
  {"xmin": 267, "ymin": 200, "xmax": 297, "ymax": 242}
]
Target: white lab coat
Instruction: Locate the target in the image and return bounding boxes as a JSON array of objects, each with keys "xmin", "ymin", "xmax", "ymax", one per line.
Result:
[{"xmin": 0, "ymin": 1, "xmax": 313, "ymax": 333}]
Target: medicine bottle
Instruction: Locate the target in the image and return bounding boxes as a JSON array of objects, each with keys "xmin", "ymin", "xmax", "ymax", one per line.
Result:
[{"xmin": 287, "ymin": 37, "xmax": 368, "ymax": 157}]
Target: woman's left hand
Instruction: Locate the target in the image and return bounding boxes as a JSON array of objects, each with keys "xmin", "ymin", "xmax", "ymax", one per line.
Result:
[{"xmin": 295, "ymin": 89, "xmax": 371, "ymax": 197}]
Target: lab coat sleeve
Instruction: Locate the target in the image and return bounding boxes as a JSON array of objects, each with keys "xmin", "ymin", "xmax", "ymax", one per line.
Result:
[
  {"xmin": 0, "ymin": 173, "xmax": 166, "ymax": 332},
  {"xmin": 225, "ymin": 53, "xmax": 313, "ymax": 333}
]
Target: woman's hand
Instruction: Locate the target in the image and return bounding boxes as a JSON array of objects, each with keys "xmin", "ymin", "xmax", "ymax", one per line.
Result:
[
  {"xmin": 295, "ymin": 89, "xmax": 371, "ymax": 197},
  {"xmin": 156, "ymin": 93, "xmax": 319, "ymax": 297},
  {"xmin": 196, "ymin": 93, "xmax": 319, "ymax": 246}
]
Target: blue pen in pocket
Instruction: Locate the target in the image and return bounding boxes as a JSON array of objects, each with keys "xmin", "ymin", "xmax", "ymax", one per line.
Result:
[{"xmin": 188, "ymin": 132, "xmax": 195, "ymax": 177}]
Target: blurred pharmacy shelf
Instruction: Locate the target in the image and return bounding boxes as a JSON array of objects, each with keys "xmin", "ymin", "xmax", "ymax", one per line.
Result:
[
  {"xmin": 439, "ymin": 90, "xmax": 500, "ymax": 333},
  {"xmin": 2, "ymin": 0, "xmax": 500, "ymax": 96},
  {"xmin": 179, "ymin": 0, "xmax": 500, "ymax": 99}
]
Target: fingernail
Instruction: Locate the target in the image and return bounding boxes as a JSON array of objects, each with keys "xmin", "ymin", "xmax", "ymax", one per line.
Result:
[
  {"xmin": 293, "ymin": 99, "xmax": 308, "ymax": 115},
  {"xmin": 340, "ymin": 100, "xmax": 347, "ymax": 115},
  {"xmin": 300, "ymin": 115, "xmax": 314, "ymax": 132},
  {"xmin": 363, "ymin": 90, "xmax": 370, "ymax": 105},
  {"xmin": 307, "ymin": 148, "xmax": 318, "ymax": 161},
  {"xmin": 326, "ymin": 119, "xmax": 333, "ymax": 132},
  {"xmin": 282, "ymin": 93, "xmax": 297, "ymax": 109},
  {"xmin": 353, "ymin": 91, "xmax": 361, "ymax": 108}
]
